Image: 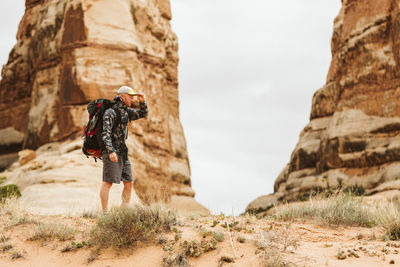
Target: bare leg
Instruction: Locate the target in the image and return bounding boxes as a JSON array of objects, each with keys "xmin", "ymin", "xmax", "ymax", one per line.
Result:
[
  {"xmin": 122, "ymin": 181, "xmax": 133, "ymax": 206},
  {"xmin": 100, "ymin": 181, "xmax": 112, "ymax": 213}
]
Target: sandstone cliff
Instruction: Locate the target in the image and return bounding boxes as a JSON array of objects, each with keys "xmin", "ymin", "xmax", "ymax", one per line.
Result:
[
  {"xmin": 0, "ymin": 0, "xmax": 201, "ymax": 210},
  {"xmin": 247, "ymin": 0, "xmax": 400, "ymax": 213}
]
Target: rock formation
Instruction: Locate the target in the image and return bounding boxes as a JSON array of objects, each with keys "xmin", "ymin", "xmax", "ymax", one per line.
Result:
[
  {"xmin": 0, "ymin": 0, "xmax": 202, "ymax": 210},
  {"xmin": 247, "ymin": 0, "xmax": 400, "ymax": 213}
]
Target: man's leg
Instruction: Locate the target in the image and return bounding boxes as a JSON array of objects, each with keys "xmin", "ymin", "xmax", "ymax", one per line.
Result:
[
  {"xmin": 100, "ymin": 181, "xmax": 112, "ymax": 213},
  {"xmin": 122, "ymin": 181, "xmax": 133, "ymax": 206}
]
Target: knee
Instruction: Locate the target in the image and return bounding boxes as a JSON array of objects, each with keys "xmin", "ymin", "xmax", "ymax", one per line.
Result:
[{"xmin": 102, "ymin": 182, "xmax": 113, "ymax": 189}]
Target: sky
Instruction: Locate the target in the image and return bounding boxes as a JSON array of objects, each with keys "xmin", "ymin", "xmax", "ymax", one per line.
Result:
[
  {"xmin": 170, "ymin": 0, "xmax": 342, "ymax": 214},
  {"xmin": 0, "ymin": 1, "xmax": 342, "ymax": 215}
]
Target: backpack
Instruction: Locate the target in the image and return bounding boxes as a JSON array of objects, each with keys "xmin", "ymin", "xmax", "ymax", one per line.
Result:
[{"xmin": 82, "ymin": 99, "xmax": 121, "ymax": 161}]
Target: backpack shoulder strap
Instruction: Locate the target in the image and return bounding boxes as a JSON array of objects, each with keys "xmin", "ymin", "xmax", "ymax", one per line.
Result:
[{"xmin": 111, "ymin": 106, "xmax": 122, "ymax": 125}]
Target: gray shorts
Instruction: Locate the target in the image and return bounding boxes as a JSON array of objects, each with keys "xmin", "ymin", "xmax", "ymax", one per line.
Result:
[{"xmin": 102, "ymin": 152, "xmax": 133, "ymax": 184}]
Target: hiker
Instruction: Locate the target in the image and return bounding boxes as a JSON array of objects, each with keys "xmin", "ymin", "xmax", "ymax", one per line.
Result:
[{"xmin": 99, "ymin": 85, "xmax": 149, "ymax": 213}]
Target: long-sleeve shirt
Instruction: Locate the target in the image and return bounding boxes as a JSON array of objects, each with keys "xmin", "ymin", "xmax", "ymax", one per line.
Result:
[{"xmin": 102, "ymin": 96, "xmax": 148, "ymax": 154}]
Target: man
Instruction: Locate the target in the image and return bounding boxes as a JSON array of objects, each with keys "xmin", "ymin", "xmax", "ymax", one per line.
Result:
[{"xmin": 100, "ymin": 85, "xmax": 149, "ymax": 213}]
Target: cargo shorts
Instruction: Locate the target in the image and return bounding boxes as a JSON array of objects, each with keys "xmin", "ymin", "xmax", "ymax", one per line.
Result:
[{"xmin": 102, "ymin": 151, "xmax": 133, "ymax": 184}]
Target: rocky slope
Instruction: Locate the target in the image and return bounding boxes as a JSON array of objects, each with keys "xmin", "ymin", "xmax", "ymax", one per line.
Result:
[
  {"xmin": 0, "ymin": 0, "xmax": 199, "ymax": 209},
  {"xmin": 248, "ymin": 0, "xmax": 400, "ymax": 212}
]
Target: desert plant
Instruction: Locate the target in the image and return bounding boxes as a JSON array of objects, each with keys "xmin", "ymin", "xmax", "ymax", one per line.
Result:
[
  {"xmin": 262, "ymin": 247, "xmax": 284, "ymax": 267},
  {"xmin": 163, "ymin": 252, "xmax": 188, "ymax": 267},
  {"xmin": 10, "ymin": 250, "xmax": 24, "ymax": 259},
  {"xmin": 0, "ymin": 197, "xmax": 25, "ymax": 216},
  {"xmin": 0, "ymin": 234, "xmax": 10, "ymax": 243},
  {"xmin": 1, "ymin": 244, "xmax": 12, "ymax": 253},
  {"xmin": 6, "ymin": 214, "xmax": 37, "ymax": 228},
  {"xmin": 81, "ymin": 210, "xmax": 99, "ymax": 219},
  {"xmin": 29, "ymin": 222, "xmax": 76, "ymax": 241},
  {"xmin": 375, "ymin": 200, "xmax": 400, "ymax": 240},
  {"xmin": 271, "ymin": 193, "xmax": 375, "ymax": 227},
  {"xmin": 87, "ymin": 248, "xmax": 101, "ymax": 263},
  {"xmin": 213, "ymin": 231, "xmax": 225, "ymax": 242},
  {"xmin": 0, "ymin": 177, "xmax": 21, "ymax": 202},
  {"xmin": 61, "ymin": 240, "xmax": 90, "ymax": 252},
  {"xmin": 90, "ymin": 204, "xmax": 176, "ymax": 248}
]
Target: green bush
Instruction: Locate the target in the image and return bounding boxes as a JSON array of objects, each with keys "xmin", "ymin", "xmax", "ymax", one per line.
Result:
[
  {"xmin": 0, "ymin": 177, "xmax": 21, "ymax": 202},
  {"xmin": 90, "ymin": 204, "xmax": 176, "ymax": 248}
]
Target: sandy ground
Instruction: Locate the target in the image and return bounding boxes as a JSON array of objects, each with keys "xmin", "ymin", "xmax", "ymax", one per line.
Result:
[{"xmin": 1, "ymin": 208, "xmax": 400, "ymax": 267}]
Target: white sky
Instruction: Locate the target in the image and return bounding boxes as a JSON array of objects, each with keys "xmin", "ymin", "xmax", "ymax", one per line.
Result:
[
  {"xmin": 170, "ymin": 0, "xmax": 342, "ymax": 214},
  {"xmin": 0, "ymin": 1, "xmax": 342, "ymax": 215}
]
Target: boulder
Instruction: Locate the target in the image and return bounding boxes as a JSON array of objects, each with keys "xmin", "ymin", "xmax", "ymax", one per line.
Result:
[
  {"xmin": 18, "ymin": 149, "xmax": 36, "ymax": 166},
  {"xmin": 245, "ymin": 194, "xmax": 278, "ymax": 214}
]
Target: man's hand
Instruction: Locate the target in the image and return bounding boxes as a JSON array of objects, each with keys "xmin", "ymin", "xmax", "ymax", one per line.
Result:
[
  {"xmin": 109, "ymin": 152, "xmax": 118, "ymax": 162},
  {"xmin": 137, "ymin": 94, "xmax": 145, "ymax": 103}
]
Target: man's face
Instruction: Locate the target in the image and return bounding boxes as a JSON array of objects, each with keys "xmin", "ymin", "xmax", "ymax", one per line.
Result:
[{"xmin": 120, "ymin": 93, "xmax": 135, "ymax": 107}]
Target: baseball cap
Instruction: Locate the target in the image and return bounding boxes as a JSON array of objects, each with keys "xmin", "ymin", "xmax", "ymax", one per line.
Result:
[{"xmin": 117, "ymin": 86, "xmax": 139, "ymax": 95}]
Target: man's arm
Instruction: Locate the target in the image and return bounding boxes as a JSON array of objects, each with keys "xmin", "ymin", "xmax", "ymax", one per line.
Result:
[
  {"xmin": 102, "ymin": 109, "xmax": 117, "ymax": 154},
  {"xmin": 127, "ymin": 96, "xmax": 149, "ymax": 121}
]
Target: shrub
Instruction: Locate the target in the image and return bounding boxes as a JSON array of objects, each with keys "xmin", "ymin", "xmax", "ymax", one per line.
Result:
[
  {"xmin": 0, "ymin": 177, "xmax": 21, "ymax": 202},
  {"xmin": 90, "ymin": 204, "xmax": 176, "ymax": 248},
  {"xmin": 213, "ymin": 231, "xmax": 225, "ymax": 242},
  {"xmin": 375, "ymin": 200, "xmax": 400, "ymax": 240},
  {"xmin": 271, "ymin": 193, "xmax": 375, "ymax": 227},
  {"xmin": 29, "ymin": 222, "xmax": 76, "ymax": 241}
]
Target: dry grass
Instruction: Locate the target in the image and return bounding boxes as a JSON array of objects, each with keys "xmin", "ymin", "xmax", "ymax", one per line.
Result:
[
  {"xmin": 270, "ymin": 192, "xmax": 400, "ymax": 240},
  {"xmin": 0, "ymin": 197, "xmax": 26, "ymax": 216},
  {"xmin": 29, "ymin": 222, "xmax": 76, "ymax": 241},
  {"xmin": 271, "ymin": 193, "xmax": 375, "ymax": 227},
  {"xmin": 374, "ymin": 200, "xmax": 400, "ymax": 240},
  {"xmin": 90, "ymin": 204, "xmax": 176, "ymax": 248}
]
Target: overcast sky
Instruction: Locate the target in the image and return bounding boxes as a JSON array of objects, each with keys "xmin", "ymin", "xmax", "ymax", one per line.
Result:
[
  {"xmin": 170, "ymin": 0, "xmax": 342, "ymax": 214},
  {"xmin": 0, "ymin": 1, "xmax": 342, "ymax": 215}
]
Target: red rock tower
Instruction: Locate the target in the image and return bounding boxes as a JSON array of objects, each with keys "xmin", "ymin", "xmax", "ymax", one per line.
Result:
[
  {"xmin": 0, "ymin": 0, "xmax": 193, "ymax": 203},
  {"xmin": 248, "ymin": 0, "xmax": 400, "ymax": 212}
]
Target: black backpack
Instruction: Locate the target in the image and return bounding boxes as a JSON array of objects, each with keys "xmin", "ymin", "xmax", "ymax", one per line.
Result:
[{"xmin": 82, "ymin": 99, "xmax": 121, "ymax": 161}]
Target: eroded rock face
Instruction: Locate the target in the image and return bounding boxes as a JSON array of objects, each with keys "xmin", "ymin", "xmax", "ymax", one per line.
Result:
[
  {"xmin": 0, "ymin": 0, "xmax": 194, "ymax": 204},
  {"xmin": 247, "ymin": 0, "xmax": 400, "ymax": 212}
]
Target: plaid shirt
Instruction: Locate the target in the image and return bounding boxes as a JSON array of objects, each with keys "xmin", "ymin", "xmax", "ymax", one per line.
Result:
[{"xmin": 102, "ymin": 96, "xmax": 148, "ymax": 154}]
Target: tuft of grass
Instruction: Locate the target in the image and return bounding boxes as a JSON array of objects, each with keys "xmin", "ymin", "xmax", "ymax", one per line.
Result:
[
  {"xmin": 29, "ymin": 222, "xmax": 76, "ymax": 241},
  {"xmin": 0, "ymin": 197, "xmax": 25, "ymax": 216},
  {"xmin": 0, "ymin": 177, "xmax": 21, "ymax": 202},
  {"xmin": 181, "ymin": 239, "xmax": 217, "ymax": 258},
  {"xmin": 10, "ymin": 250, "xmax": 24, "ymax": 260},
  {"xmin": 81, "ymin": 210, "xmax": 99, "ymax": 219},
  {"xmin": 0, "ymin": 185, "xmax": 21, "ymax": 202},
  {"xmin": 271, "ymin": 193, "xmax": 375, "ymax": 227},
  {"xmin": 375, "ymin": 200, "xmax": 400, "ymax": 240},
  {"xmin": 163, "ymin": 252, "xmax": 188, "ymax": 267},
  {"xmin": 262, "ymin": 248, "xmax": 284, "ymax": 267},
  {"xmin": 199, "ymin": 228, "xmax": 212, "ymax": 238},
  {"xmin": 87, "ymin": 248, "xmax": 101, "ymax": 263},
  {"xmin": 6, "ymin": 214, "xmax": 37, "ymax": 228},
  {"xmin": 212, "ymin": 231, "xmax": 225, "ymax": 242},
  {"xmin": 0, "ymin": 234, "xmax": 10, "ymax": 243},
  {"xmin": 2, "ymin": 244, "xmax": 12, "ymax": 253},
  {"xmin": 90, "ymin": 204, "xmax": 176, "ymax": 248},
  {"xmin": 61, "ymin": 241, "xmax": 90, "ymax": 252}
]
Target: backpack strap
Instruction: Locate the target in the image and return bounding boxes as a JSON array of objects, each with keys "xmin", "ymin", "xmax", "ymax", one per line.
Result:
[{"xmin": 111, "ymin": 107, "xmax": 122, "ymax": 126}]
